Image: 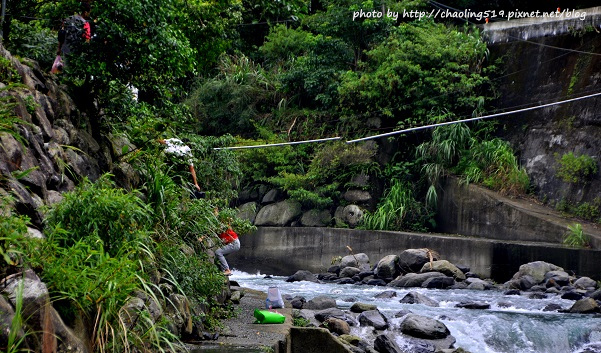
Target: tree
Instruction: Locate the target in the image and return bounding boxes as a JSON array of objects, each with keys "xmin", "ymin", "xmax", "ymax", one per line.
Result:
[{"xmin": 338, "ymin": 19, "xmax": 489, "ymax": 131}]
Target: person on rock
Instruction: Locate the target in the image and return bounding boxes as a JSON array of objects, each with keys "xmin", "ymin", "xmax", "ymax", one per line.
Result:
[{"xmin": 200, "ymin": 207, "xmax": 240, "ymax": 276}]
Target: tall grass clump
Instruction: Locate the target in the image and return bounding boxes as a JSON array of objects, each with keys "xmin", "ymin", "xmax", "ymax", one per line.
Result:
[
  {"xmin": 563, "ymin": 223, "xmax": 590, "ymax": 248},
  {"xmin": 416, "ymin": 122, "xmax": 529, "ymax": 207},
  {"xmin": 21, "ymin": 174, "xmax": 187, "ymax": 352},
  {"xmin": 361, "ymin": 180, "xmax": 434, "ymax": 231}
]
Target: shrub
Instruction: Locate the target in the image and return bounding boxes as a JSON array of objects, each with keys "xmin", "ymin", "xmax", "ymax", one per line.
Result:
[
  {"xmin": 6, "ymin": 19, "xmax": 57, "ymax": 67},
  {"xmin": 556, "ymin": 152, "xmax": 597, "ymax": 183},
  {"xmin": 44, "ymin": 174, "xmax": 152, "ymax": 257},
  {"xmin": 417, "ymin": 123, "xmax": 530, "ymax": 206},
  {"xmin": 185, "ymin": 54, "xmax": 279, "ymax": 136},
  {"xmin": 574, "ymin": 202, "xmax": 600, "ymax": 222}
]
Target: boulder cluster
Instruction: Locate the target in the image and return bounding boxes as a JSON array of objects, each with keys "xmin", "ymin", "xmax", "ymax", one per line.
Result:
[
  {"xmin": 287, "ymin": 293, "xmax": 459, "ymax": 353},
  {"xmin": 503, "ymin": 261, "xmax": 601, "ymax": 314},
  {"xmin": 236, "ymin": 183, "xmax": 371, "ymax": 228},
  {"xmin": 283, "ymin": 251, "xmax": 600, "ymax": 353},
  {"xmin": 287, "ymin": 249, "xmax": 488, "ymax": 290}
]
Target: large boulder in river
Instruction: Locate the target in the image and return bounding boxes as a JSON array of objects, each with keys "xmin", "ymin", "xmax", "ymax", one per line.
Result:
[
  {"xmin": 375, "ymin": 255, "xmax": 400, "ymax": 279},
  {"xmin": 305, "ymin": 295, "xmax": 337, "ymax": 310},
  {"xmin": 400, "ymin": 314, "xmax": 450, "ymax": 339},
  {"xmin": 398, "ymin": 249, "xmax": 439, "ymax": 273},
  {"xmin": 350, "ymin": 302, "xmax": 378, "ymax": 313},
  {"xmin": 358, "ymin": 310, "xmax": 389, "ymax": 330},
  {"xmin": 314, "ymin": 308, "xmax": 346, "ymax": 322},
  {"xmin": 574, "ymin": 277, "xmax": 597, "ymax": 290},
  {"xmin": 512, "ymin": 261, "xmax": 564, "ymax": 284},
  {"xmin": 321, "ymin": 317, "xmax": 350, "ymax": 335},
  {"xmin": 389, "ymin": 272, "xmax": 446, "ymax": 288},
  {"xmin": 286, "ymin": 270, "xmax": 319, "ymax": 283},
  {"xmin": 254, "ymin": 200, "xmax": 302, "ymax": 226},
  {"xmin": 421, "ymin": 276, "xmax": 455, "ymax": 289},
  {"xmin": 374, "ymin": 334, "xmax": 404, "ymax": 353},
  {"xmin": 340, "ymin": 253, "xmax": 370, "ymax": 269},
  {"xmin": 339, "ymin": 267, "xmax": 361, "ymax": 278},
  {"xmin": 420, "ymin": 260, "xmax": 466, "ymax": 281},
  {"xmin": 399, "ymin": 292, "xmax": 439, "ymax": 307},
  {"xmin": 569, "ymin": 298, "xmax": 600, "ymax": 314}
]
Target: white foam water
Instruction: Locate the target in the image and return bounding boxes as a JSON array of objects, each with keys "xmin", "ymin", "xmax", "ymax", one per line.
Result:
[{"xmin": 231, "ymin": 270, "xmax": 601, "ymax": 353}]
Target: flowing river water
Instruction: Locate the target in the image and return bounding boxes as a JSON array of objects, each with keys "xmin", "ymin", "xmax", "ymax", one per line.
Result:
[{"xmin": 229, "ymin": 270, "xmax": 601, "ymax": 353}]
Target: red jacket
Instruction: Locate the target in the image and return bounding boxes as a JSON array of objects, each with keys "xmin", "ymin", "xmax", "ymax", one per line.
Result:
[{"xmin": 219, "ymin": 229, "xmax": 238, "ymax": 244}]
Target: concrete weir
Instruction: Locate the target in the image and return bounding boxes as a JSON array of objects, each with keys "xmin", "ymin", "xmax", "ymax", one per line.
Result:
[{"xmin": 230, "ymin": 227, "xmax": 601, "ymax": 282}]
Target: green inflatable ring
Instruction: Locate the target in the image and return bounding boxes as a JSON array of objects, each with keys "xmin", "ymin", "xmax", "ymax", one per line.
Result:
[{"xmin": 254, "ymin": 309, "xmax": 285, "ymax": 324}]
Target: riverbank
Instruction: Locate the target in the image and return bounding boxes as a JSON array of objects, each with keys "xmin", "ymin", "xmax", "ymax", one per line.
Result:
[{"xmin": 189, "ymin": 286, "xmax": 293, "ymax": 352}]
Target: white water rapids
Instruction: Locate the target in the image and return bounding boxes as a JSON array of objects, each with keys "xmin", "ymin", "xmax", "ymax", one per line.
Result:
[{"xmin": 232, "ymin": 270, "xmax": 601, "ymax": 353}]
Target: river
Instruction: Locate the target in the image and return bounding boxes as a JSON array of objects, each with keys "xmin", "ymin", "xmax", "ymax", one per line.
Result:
[{"xmin": 232, "ymin": 270, "xmax": 601, "ymax": 353}]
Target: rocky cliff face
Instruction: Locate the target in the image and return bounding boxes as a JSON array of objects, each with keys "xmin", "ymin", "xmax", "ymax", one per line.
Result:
[
  {"xmin": 0, "ymin": 43, "xmax": 134, "ymax": 228},
  {"xmin": 490, "ymin": 30, "xmax": 601, "ymax": 208}
]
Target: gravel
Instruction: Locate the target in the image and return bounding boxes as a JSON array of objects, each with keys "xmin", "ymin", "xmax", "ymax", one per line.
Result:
[{"xmin": 189, "ymin": 287, "xmax": 293, "ymax": 352}]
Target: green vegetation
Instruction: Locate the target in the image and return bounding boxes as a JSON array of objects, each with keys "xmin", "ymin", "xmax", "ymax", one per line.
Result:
[
  {"xmin": 563, "ymin": 223, "xmax": 590, "ymax": 248},
  {"xmin": 556, "ymin": 152, "xmax": 598, "ymax": 184},
  {"xmin": 45, "ymin": 175, "xmax": 153, "ymax": 256},
  {"xmin": 555, "ymin": 198, "xmax": 601, "ymax": 223},
  {"xmin": 361, "ymin": 180, "xmax": 434, "ymax": 231},
  {"xmin": 292, "ymin": 310, "xmax": 311, "ymax": 327},
  {"xmin": 416, "ymin": 122, "xmax": 529, "ymax": 207},
  {"xmin": 2, "ymin": 167, "xmax": 253, "ymax": 351},
  {"xmin": 6, "ymin": 19, "xmax": 57, "ymax": 67},
  {"xmin": 5, "ymin": 279, "xmax": 28, "ymax": 353}
]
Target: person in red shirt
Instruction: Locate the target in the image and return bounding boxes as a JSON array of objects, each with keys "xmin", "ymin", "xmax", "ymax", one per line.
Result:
[{"xmin": 214, "ymin": 209, "xmax": 240, "ymax": 276}]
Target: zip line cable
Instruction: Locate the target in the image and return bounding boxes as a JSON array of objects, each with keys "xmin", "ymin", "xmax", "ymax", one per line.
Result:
[
  {"xmin": 213, "ymin": 137, "xmax": 341, "ymax": 150},
  {"xmin": 345, "ymin": 91, "xmax": 601, "ymax": 144}
]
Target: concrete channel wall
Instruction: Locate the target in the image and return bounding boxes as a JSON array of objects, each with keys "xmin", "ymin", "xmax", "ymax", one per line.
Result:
[{"xmin": 229, "ymin": 227, "xmax": 601, "ymax": 282}]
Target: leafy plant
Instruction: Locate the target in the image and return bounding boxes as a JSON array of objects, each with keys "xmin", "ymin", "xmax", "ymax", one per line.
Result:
[
  {"xmin": 563, "ymin": 223, "xmax": 590, "ymax": 248},
  {"xmin": 186, "ymin": 54, "xmax": 279, "ymax": 136},
  {"xmin": 361, "ymin": 180, "xmax": 434, "ymax": 231},
  {"xmin": 292, "ymin": 316, "xmax": 311, "ymax": 327},
  {"xmin": 338, "ymin": 20, "xmax": 489, "ymax": 131},
  {"xmin": 556, "ymin": 152, "xmax": 597, "ymax": 184},
  {"xmin": 416, "ymin": 122, "xmax": 529, "ymax": 207},
  {"xmin": 0, "ymin": 196, "xmax": 29, "ymax": 274},
  {"xmin": 0, "ymin": 57, "xmax": 21, "ymax": 84}
]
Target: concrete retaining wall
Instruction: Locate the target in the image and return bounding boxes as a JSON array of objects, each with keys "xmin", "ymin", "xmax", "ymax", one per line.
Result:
[
  {"xmin": 436, "ymin": 177, "xmax": 601, "ymax": 249},
  {"xmin": 229, "ymin": 227, "xmax": 601, "ymax": 282}
]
